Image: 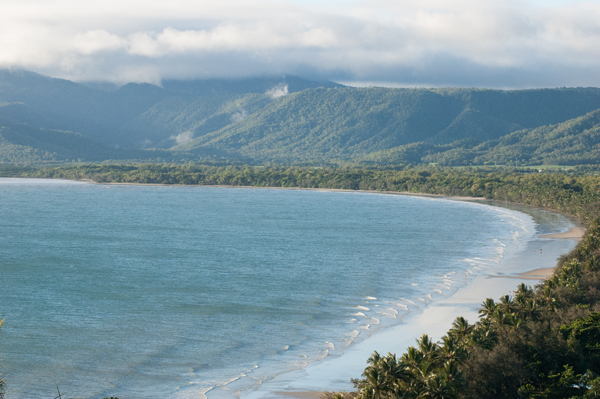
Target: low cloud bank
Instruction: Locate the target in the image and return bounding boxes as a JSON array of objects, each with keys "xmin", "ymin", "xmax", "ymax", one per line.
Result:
[{"xmin": 1, "ymin": 0, "xmax": 599, "ymax": 87}]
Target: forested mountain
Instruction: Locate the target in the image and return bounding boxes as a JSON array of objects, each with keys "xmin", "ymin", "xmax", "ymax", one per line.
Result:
[
  {"xmin": 0, "ymin": 70, "xmax": 341, "ymax": 160},
  {"xmin": 1, "ymin": 69, "xmax": 600, "ymax": 165},
  {"xmin": 357, "ymin": 109, "xmax": 600, "ymax": 166},
  {"xmin": 175, "ymin": 87, "xmax": 600, "ymax": 163},
  {"xmin": 0, "ymin": 115, "xmax": 124, "ymax": 163}
]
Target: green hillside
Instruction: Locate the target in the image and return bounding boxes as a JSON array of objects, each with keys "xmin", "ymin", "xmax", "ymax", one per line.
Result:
[
  {"xmin": 356, "ymin": 109, "xmax": 600, "ymax": 166},
  {"xmin": 429, "ymin": 109, "xmax": 600, "ymax": 166},
  {"xmin": 175, "ymin": 87, "xmax": 600, "ymax": 163},
  {"xmin": 0, "ymin": 70, "xmax": 341, "ymax": 153},
  {"xmin": 115, "ymin": 93, "xmax": 274, "ymax": 148},
  {"xmin": 0, "ymin": 112, "xmax": 179, "ymax": 164},
  {"xmin": 0, "ymin": 118, "xmax": 119, "ymax": 163},
  {"xmin": 2, "ymin": 69, "xmax": 600, "ymax": 166}
]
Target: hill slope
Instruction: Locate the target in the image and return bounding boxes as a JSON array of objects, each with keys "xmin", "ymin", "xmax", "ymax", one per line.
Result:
[
  {"xmin": 0, "ymin": 70, "xmax": 341, "ymax": 151},
  {"xmin": 2, "ymin": 70, "xmax": 600, "ymax": 166},
  {"xmin": 356, "ymin": 109, "xmax": 600, "ymax": 166},
  {"xmin": 175, "ymin": 87, "xmax": 600, "ymax": 163}
]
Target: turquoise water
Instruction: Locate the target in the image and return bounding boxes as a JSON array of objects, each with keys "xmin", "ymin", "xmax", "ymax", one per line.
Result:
[{"xmin": 0, "ymin": 179, "xmax": 538, "ymax": 398}]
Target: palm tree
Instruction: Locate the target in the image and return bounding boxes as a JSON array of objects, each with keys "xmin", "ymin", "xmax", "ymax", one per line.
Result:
[
  {"xmin": 471, "ymin": 319, "xmax": 498, "ymax": 350},
  {"xmin": 416, "ymin": 334, "xmax": 438, "ymax": 361},
  {"xmin": 361, "ymin": 352, "xmax": 409, "ymax": 399},
  {"xmin": 478, "ymin": 298, "xmax": 496, "ymax": 319},
  {"xmin": 448, "ymin": 317, "xmax": 473, "ymax": 344},
  {"xmin": 400, "ymin": 346, "xmax": 423, "ymax": 372},
  {"xmin": 378, "ymin": 354, "xmax": 409, "ymax": 399},
  {"xmin": 517, "ymin": 298, "xmax": 542, "ymax": 321},
  {"xmin": 586, "ymin": 255, "xmax": 600, "ymax": 271},
  {"xmin": 437, "ymin": 335, "xmax": 468, "ymax": 364},
  {"xmin": 498, "ymin": 294, "xmax": 516, "ymax": 315},
  {"xmin": 542, "ymin": 285, "xmax": 558, "ymax": 311},
  {"xmin": 367, "ymin": 351, "xmax": 383, "ymax": 366},
  {"xmin": 516, "ymin": 283, "xmax": 533, "ymax": 298},
  {"xmin": 417, "ymin": 367, "xmax": 460, "ymax": 399},
  {"xmin": 361, "ymin": 367, "xmax": 387, "ymax": 399},
  {"xmin": 497, "ymin": 312, "xmax": 522, "ymax": 328}
]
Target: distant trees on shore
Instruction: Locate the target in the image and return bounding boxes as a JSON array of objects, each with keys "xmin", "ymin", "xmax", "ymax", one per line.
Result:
[{"xmin": 5, "ymin": 163, "xmax": 600, "ymax": 222}]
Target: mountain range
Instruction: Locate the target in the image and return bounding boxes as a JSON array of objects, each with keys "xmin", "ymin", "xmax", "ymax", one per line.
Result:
[{"xmin": 1, "ymin": 69, "xmax": 600, "ymax": 166}]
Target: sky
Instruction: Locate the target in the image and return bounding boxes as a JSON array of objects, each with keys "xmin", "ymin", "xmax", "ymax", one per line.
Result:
[{"xmin": 1, "ymin": 0, "xmax": 600, "ymax": 88}]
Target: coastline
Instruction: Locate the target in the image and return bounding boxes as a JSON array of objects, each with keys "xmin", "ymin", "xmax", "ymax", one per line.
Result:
[
  {"xmin": 0, "ymin": 178, "xmax": 585, "ymax": 399},
  {"xmin": 242, "ymin": 199, "xmax": 583, "ymax": 399}
]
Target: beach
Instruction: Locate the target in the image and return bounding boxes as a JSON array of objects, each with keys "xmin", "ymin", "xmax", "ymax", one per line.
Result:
[
  {"xmin": 243, "ymin": 200, "xmax": 584, "ymax": 399},
  {"xmin": 0, "ymin": 178, "xmax": 586, "ymax": 399}
]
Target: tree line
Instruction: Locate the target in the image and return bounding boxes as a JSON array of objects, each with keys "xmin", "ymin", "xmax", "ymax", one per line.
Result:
[{"xmin": 3, "ymin": 163, "xmax": 600, "ymax": 222}]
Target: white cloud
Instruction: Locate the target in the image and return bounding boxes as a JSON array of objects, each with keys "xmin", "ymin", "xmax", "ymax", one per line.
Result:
[
  {"xmin": 231, "ymin": 109, "xmax": 248, "ymax": 123},
  {"xmin": 0, "ymin": 0, "xmax": 599, "ymax": 87},
  {"xmin": 266, "ymin": 83, "xmax": 289, "ymax": 98},
  {"xmin": 72, "ymin": 30, "xmax": 126, "ymax": 55},
  {"xmin": 170, "ymin": 130, "xmax": 194, "ymax": 144}
]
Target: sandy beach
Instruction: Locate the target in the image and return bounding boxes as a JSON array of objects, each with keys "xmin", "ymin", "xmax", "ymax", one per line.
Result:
[
  {"xmin": 539, "ymin": 226, "xmax": 586, "ymax": 240},
  {"xmin": 243, "ymin": 201, "xmax": 582, "ymax": 399}
]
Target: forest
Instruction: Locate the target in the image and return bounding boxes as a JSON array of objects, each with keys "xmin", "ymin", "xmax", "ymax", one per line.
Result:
[{"xmin": 3, "ymin": 70, "xmax": 600, "ymax": 166}]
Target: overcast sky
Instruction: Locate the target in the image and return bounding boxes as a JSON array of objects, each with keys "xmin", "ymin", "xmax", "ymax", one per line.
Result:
[{"xmin": 1, "ymin": 0, "xmax": 599, "ymax": 88}]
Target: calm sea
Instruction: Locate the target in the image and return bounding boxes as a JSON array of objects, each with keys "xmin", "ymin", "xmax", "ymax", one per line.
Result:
[{"xmin": 0, "ymin": 179, "xmax": 539, "ymax": 398}]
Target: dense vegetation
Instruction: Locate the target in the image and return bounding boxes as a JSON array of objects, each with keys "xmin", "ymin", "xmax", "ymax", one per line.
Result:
[
  {"xmin": 2, "ymin": 70, "xmax": 600, "ymax": 166},
  {"xmin": 176, "ymin": 87, "xmax": 600, "ymax": 165},
  {"xmin": 361, "ymin": 109, "xmax": 600, "ymax": 167},
  {"xmin": 0, "ymin": 70, "xmax": 341, "ymax": 153},
  {"xmin": 2, "ymin": 163, "xmax": 600, "ymax": 398},
  {"xmin": 4, "ymin": 163, "xmax": 598, "ymax": 222}
]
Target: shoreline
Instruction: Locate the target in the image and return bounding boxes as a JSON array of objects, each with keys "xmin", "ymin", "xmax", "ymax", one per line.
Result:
[
  {"xmin": 242, "ymin": 200, "xmax": 582, "ymax": 399},
  {"xmin": 0, "ymin": 177, "xmax": 584, "ymax": 399},
  {"xmin": 1, "ymin": 175, "xmax": 583, "ymax": 217},
  {"xmin": 0, "ymin": 176, "xmax": 481, "ymax": 199}
]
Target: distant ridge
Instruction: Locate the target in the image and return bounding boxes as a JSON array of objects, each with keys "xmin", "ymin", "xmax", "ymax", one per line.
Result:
[
  {"xmin": 1, "ymin": 69, "xmax": 600, "ymax": 166},
  {"xmin": 175, "ymin": 87, "xmax": 600, "ymax": 164}
]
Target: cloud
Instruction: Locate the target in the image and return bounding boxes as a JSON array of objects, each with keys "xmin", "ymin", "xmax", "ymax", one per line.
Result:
[
  {"xmin": 1, "ymin": 0, "xmax": 599, "ymax": 87},
  {"xmin": 231, "ymin": 109, "xmax": 248, "ymax": 123},
  {"xmin": 266, "ymin": 83, "xmax": 289, "ymax": 98},
  {"xmin": 170, "ymin": 130, "xmax": 194, "ymax": 144}
]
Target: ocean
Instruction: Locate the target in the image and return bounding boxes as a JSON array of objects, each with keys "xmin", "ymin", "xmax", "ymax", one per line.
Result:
[{"xmin": 0, "ymin": 178, "xmax": 575, "ymax": 398}]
